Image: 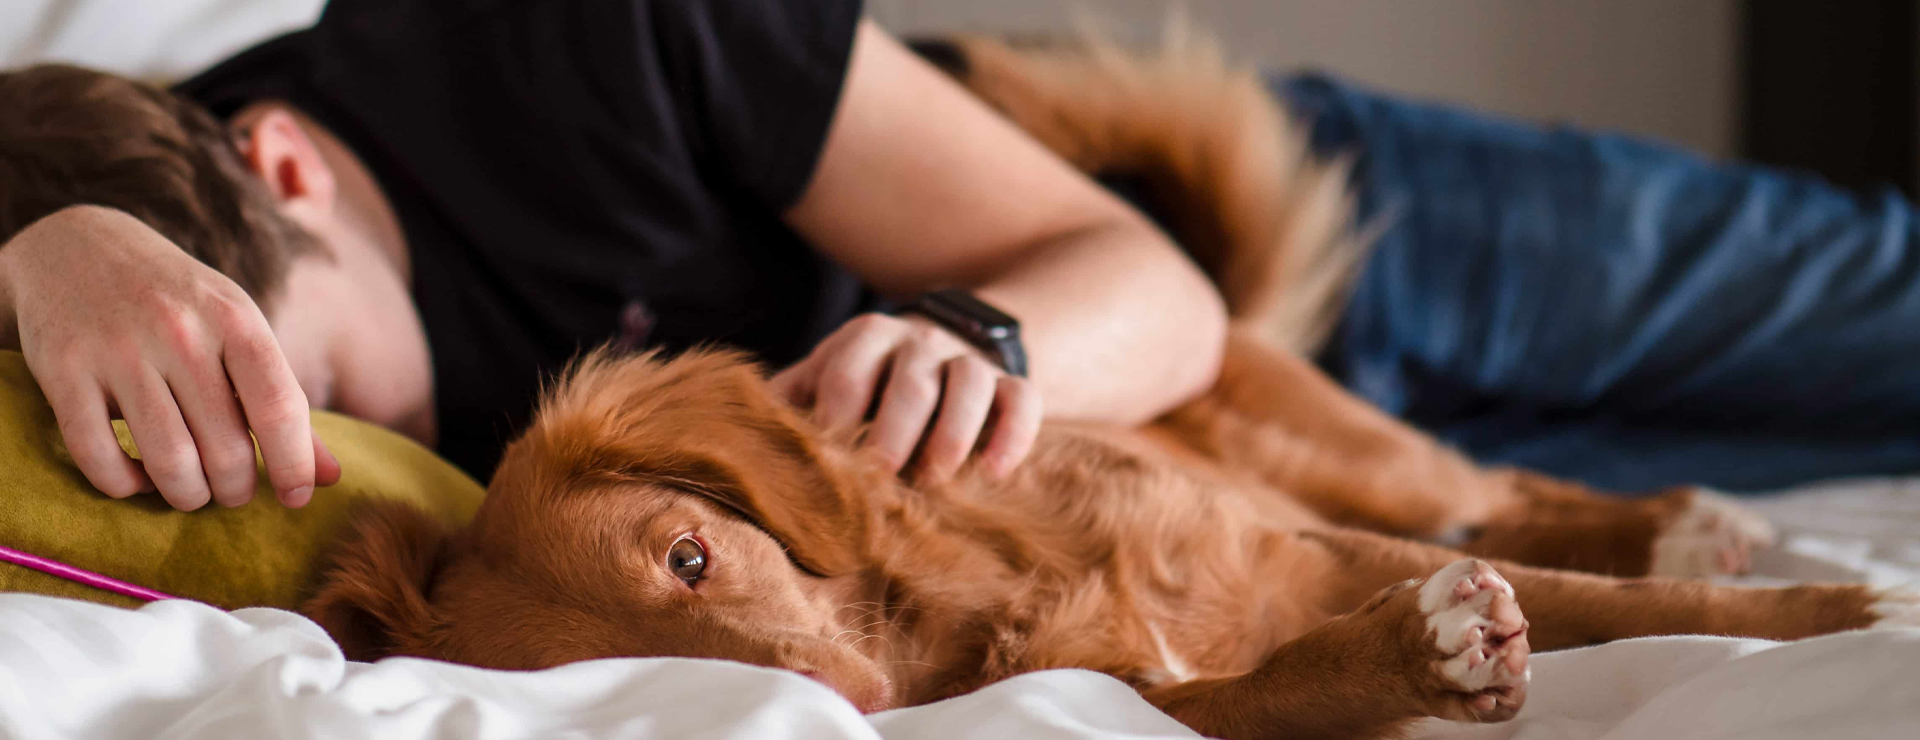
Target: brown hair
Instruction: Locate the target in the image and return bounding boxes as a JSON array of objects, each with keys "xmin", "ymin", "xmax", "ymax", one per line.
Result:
[{"xmin": 0, "ymin": 63, "xmax": 317, "ymax": 303}]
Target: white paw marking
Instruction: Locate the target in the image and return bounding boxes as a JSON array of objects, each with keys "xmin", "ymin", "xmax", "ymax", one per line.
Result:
[
  {"xmin": 1420, "ymin": 559, "xmax": 1528, "ymax": 692},
  {"xmin": 1651, "ymin": 489, "xmax": 1779, "ymax": 578},
  {"xmin": 1870, "ymin": 587, "xmax": 1920, "ymax": 629}
]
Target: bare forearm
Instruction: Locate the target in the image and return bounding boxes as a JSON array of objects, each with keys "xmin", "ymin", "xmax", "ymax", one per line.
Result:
[{"xmin": 974, "ymin": 217, "xmax": 1226, "ymax": 424}]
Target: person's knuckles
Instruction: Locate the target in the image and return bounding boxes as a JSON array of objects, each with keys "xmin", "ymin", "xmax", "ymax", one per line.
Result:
[
  {"xmin": 945, "ymin": 355, "xmax": 998, "ymax": 388},
  {"xmin": 81, "ymin": 460, "xmax": 146, "ymax": 499},
  {"xmin": 139, "ymin": 440, "xmax": 205, "ymax": 480},
  {"xmin": 246, "ymin": 383, "xmax": 312, "ymax": 430},
  {"xmin": 159, "ymin": 483, "xmax": 213, "ymax": 512},
  {"xmin": 815, "ymin": 370, "xmax": 873, "ymax": 422},
  {"xmin": 201, "ymin": 437, "xmax": 262, "ymax": 505},
  {"xmin": 227, "ymin": 322, "xmax": 288, "ymax": 367},
  {"xmin": 843, "ymin": 312, "xmax": 905, "ymax": 338},
  {"xmin": 32, "ymin": 335, "xmax": 92, "ymax": 372},
  {"xmin": 888, "ymin": 372, "xmax": 942, "ymax": 408}
]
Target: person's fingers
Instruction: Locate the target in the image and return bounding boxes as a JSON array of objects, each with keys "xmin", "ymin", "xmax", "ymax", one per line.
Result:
[
  {"xmin": 165, "ymin": 353, "xmax": 260, "ymax": 508},
  {"xmin": 312, "ymin": 433, "xmax": 341, "ymax": 491},
  {"xmin": 767, "ymin": 357, "xmax": 820, "ymax": 409},
  {"xmin": 41, "ymin": 372, "xmax": 151, "ymax": 498},
  {"xmin": 980, "ymin": 375, "xmax": 1042, "ymax": 480},
  {"xmin": 112, "ymin": 367, "xmax": 212, "ymax": 511},
  {"xmin": 222, "ymin": 320, "xmax": 316, "ymax": 506},
  {"xmin": 811, "ymin": 315, "xmax": 905, "ymax": 432},
  {"xmin": 915, "ymin": 355, "xmax": 997, "ymax": 484},
  {"xmin": 865, "ymin": 343, "xmax": 950, "ymax": 473}
]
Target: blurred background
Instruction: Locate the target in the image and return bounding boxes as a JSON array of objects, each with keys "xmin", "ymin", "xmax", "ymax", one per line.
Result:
[
  {"xmin": 7, "ymin": 0, "xmax": 1917, "ymax": 196},
  {"xmin": 874, "ymin": 0, "xmax": 1920, "ymax": 197}
]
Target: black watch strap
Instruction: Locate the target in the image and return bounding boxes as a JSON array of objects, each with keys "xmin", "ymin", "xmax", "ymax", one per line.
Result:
[{"xmin": 901, "ymin": 289, "xmax": 1028, "ymax": 378}]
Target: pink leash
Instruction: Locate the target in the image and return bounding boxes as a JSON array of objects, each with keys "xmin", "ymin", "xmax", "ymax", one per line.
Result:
[{"xmin": 0, "ymin": 544, "xmax": 177, "ymax": 602}]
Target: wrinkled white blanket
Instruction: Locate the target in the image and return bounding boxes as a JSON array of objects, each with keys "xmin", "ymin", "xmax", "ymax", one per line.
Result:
[{"xmin": 0, "ymin": 480, "xmax": 1915, "ymax": 740}]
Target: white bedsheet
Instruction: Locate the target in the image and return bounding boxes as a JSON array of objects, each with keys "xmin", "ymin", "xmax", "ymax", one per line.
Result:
[{"xmin": 1, "ymin": 480, "xmax": 1915, "ymax": 740}]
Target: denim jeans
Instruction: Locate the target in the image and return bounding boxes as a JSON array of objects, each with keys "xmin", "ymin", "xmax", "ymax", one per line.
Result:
[{"xmin": 1276, "ymin": 73, "xmax": 1920, "ymax": 493}]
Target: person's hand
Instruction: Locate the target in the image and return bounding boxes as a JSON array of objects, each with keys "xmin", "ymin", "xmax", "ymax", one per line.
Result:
[
  {"xmin": 0, "ymin": 206, "xmax": 340, "ymax": 510},
  {"xmin": 770, "ymin": 312, "xmax": 1040, "ymax": 483}
]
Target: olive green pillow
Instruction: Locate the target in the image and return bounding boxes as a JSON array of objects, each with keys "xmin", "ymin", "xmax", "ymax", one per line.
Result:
[{"xmin": 0, "ymin": 351, "xmax": 483, "ymax": 610}]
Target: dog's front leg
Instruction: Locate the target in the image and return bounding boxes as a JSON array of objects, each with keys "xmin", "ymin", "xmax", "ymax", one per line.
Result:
[{"xmin": 1142, "ymin": 559, "xmax": 1531, "ymax": 740}]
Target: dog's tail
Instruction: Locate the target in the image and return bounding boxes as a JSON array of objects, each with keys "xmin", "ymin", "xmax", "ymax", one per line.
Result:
[{"xmin": 910, "ymin": 29, "xmax": 1368, "ymax": 355}]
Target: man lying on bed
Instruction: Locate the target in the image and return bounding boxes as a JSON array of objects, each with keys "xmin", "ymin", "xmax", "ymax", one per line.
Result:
[
  {"xmin": 2, "ymin": 0, "xmax": 1918, "ymax": 517},
  {"xmin": 0, "ymin": 0, "xmax": 1228, "ymax": 514}
]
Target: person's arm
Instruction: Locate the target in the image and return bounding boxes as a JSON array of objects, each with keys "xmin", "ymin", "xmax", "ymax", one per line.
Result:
[
  {"xmin": 777, "ymin": 21, "xmax": 1227, "ymax": 481},
  {"xmin": 0, "ymin": 205, "xmax": 338, "ymax": 510}
]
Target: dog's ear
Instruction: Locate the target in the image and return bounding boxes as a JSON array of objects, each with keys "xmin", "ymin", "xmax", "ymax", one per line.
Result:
[
  {"xmin": 303, "ymin": 500, "xmax": 450, "ymax": 662},
  {"xmin": 522, "ymin": 349, "xmax": 874, "ymax": 577},
  {"xmin": 651, "ymin": 416, "xmax": 870, "ymax": 578}
]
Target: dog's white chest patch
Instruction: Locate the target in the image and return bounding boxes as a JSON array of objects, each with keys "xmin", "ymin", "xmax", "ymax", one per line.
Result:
[{"xmin": 1146, "ymin": 621, "xmax": 1195, "ymax": 683}]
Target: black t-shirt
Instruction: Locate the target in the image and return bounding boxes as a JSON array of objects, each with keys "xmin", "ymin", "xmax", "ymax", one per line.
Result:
[{"xmin": 176, "ymin": 0, "xmax": 872, "ymax": 480}]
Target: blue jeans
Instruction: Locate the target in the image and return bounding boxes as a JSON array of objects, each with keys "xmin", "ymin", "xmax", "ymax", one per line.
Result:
[{"xmin": 1276, "ymin": 74, "xmax": 1920, "ymax": 493}]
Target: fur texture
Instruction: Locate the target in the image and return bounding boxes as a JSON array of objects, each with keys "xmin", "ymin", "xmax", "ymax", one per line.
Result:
[{"xmin": 302, "ymin": 35, "xmax": 1889, "ymax": 740}]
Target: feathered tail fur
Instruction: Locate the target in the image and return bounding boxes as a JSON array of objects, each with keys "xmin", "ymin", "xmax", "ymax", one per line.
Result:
[{"xmin": 911, "ymin": 25, "xmax": 1369, "ymax": 355}]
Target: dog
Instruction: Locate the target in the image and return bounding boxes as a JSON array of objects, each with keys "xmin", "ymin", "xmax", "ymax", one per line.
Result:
[{"xmin": 303, "ymin": 35, "xmax": 1920, "ymax": 740}]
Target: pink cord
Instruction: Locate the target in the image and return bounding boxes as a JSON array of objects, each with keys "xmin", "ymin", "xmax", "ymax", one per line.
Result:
[{"xmin": 0, "ymin": 544, "xmax": 177, "ymax": 602}]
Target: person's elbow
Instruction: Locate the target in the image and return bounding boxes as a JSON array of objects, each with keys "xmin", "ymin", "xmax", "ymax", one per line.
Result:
[{"xmin": 1159, "ymin": 268, "xmax": 1228, "ymax": 409}]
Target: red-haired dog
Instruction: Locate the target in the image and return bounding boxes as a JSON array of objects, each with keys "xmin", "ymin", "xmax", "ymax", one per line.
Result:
[{"xmin": 305, "ymin": 36, "xmax": 1919, "ymax": 740}]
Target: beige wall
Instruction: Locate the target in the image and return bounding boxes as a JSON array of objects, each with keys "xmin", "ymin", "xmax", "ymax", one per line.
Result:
[{"xmin": 872, "ymin": 0, "xmax": 1739, "ymax": 158}]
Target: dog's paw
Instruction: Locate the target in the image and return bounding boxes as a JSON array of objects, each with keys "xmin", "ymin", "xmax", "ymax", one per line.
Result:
[
  {"xmin": 1418, "ymin": 559, "xmax": 1530, "ymax": 723},
  {"xmin": 1870, "ymin": 587, "xmax": 1920, "ymax": 629},
  {"xmin": 1650, "ymin": 488, "xmax": 1778, "ymax": 578}
]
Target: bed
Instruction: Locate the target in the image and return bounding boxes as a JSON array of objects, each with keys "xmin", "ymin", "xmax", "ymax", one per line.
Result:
[
  {"xmin": 4, "ymin": 2, "xmax": 1918, "ymax": 738},
  {"xmin": 1, "ymin": 479, "xmax": 1915, "ymax": 740}
]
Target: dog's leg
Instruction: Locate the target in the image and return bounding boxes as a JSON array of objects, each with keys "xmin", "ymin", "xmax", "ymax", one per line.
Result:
[
  {"xmin": 1163, "ymin": 337, "xmax": 1775, "ymax": 578},
  {"xmin": 1143, "ymin": 558, "xmax": 1531, "ymax": 740},
  {"xmin": 1159, "ymin": 337, "xmax": 1522, "ymax": 536},
  {"xmin": 1295, "ymin": 529, "xmax": 1905, "ymax": 651},
  {"xmin": 1457, "ymin": 470, "xmax": 1776, "ymax": 577}
]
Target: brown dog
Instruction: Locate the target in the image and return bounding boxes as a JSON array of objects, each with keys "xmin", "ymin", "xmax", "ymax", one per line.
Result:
[{"xmin": 304, "ymin": 35, "xmax": 1919, "ymax": 740}]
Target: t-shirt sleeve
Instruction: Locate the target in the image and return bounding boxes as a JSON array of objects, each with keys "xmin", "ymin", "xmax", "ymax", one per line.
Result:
[{"xmin": 649, "ymin": 0, "xmax": 863, "ymax": 211}]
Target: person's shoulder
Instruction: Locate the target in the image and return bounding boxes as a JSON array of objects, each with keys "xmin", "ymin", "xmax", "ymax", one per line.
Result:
[{"xmin": 316, "ymin": 0, "xmax": 626, "ymax": 32}]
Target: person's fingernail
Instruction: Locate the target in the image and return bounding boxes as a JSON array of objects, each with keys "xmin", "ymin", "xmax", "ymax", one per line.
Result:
[{"xmin": 281, "ymin": 485, "xmax": 313, "ymax": 508}]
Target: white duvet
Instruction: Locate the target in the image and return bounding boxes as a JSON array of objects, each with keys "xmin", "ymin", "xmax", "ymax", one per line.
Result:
[{"xmin": 0, "ymin": 480, "xmax": 1916, "ymax": 740}]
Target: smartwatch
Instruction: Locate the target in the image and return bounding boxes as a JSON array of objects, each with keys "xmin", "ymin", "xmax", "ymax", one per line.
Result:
[{"xmin": 901, "ymin": 289, "xmax": 1028, "ymax": 378}]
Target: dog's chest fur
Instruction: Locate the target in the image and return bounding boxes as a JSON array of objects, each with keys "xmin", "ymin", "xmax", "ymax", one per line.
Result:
[{"xmin": 837, "ymin": 426, "xmax": 1334, "ymax": 704}]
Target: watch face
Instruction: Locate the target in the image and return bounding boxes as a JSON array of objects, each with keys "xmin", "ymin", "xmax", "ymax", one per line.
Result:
[{"xmin": 911, "ymin": 289, "xmax": 1027, "ymax": 377}]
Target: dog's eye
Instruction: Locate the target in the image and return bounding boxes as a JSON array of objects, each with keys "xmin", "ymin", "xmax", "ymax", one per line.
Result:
[{"xmin": 667, "ymin": 537, "xmax": 707, "ymax": 584}]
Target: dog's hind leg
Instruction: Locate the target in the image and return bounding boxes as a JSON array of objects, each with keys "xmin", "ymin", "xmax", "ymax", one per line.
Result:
[
  {"xmin": 1161, "ymin": 336, "xmax": 1775, "ymax": 578},
  {"xmin": 1291, "ymin": 529, "xmax": 1895, "ymax": 652},
  {"xmin": 1454, "ymin": 470, "xmax": 1776, "ymax": 577},
  {"xmin": 1157, "ymin": 336, "xmax": 1520, "ymax": 537}
]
